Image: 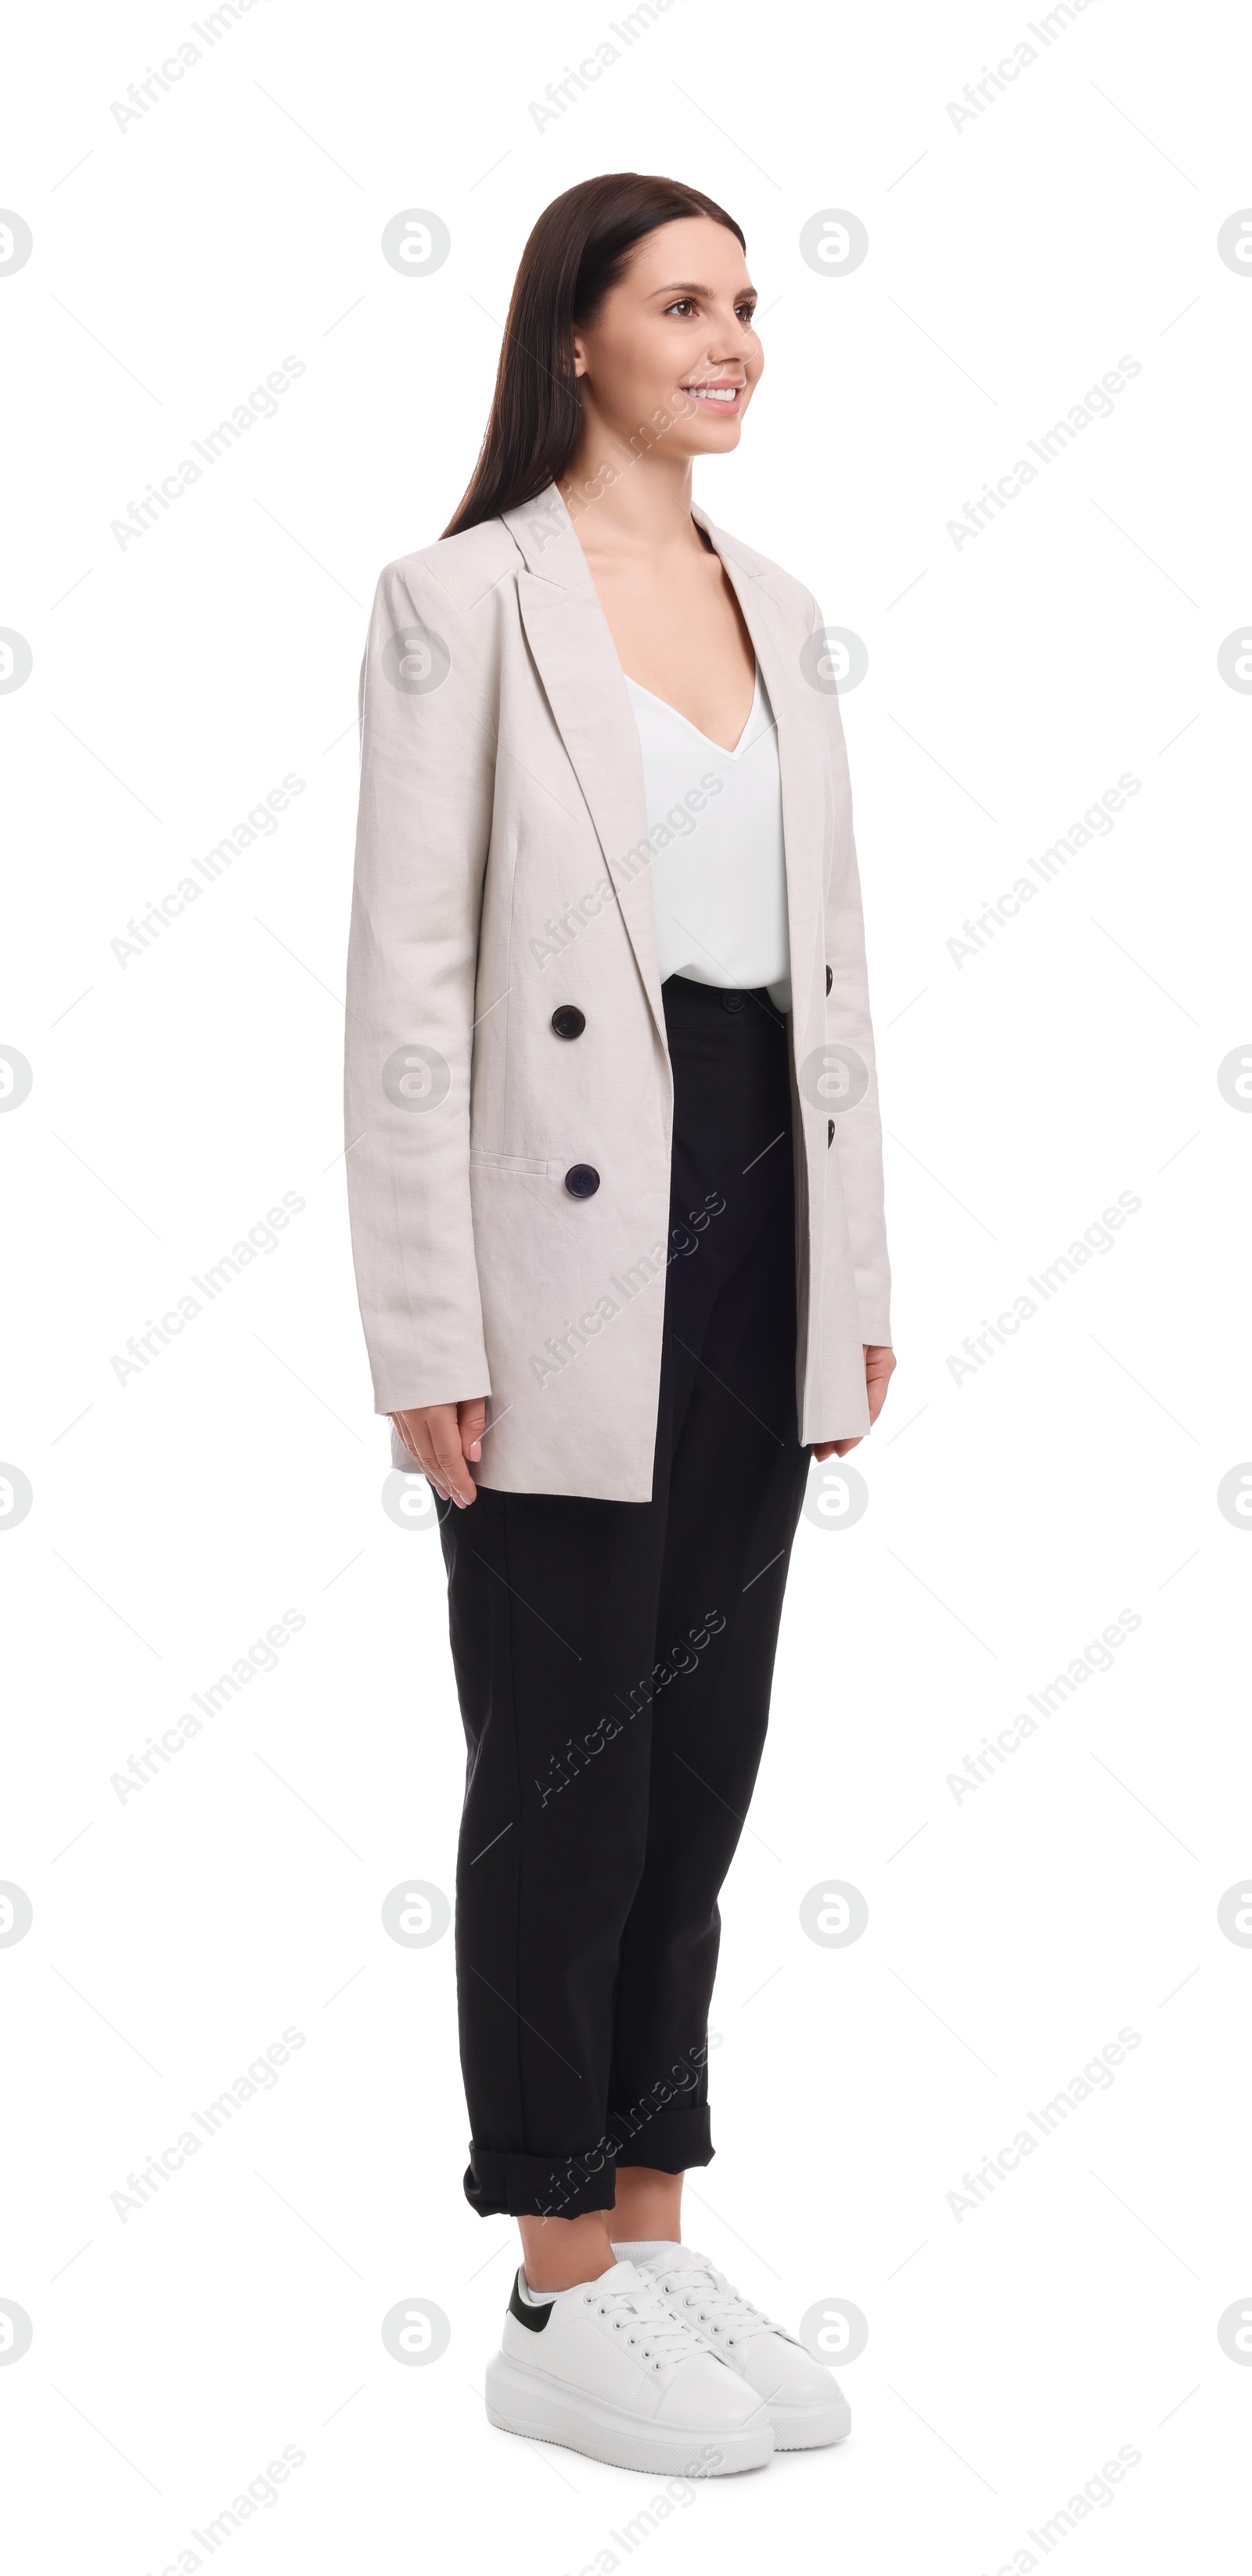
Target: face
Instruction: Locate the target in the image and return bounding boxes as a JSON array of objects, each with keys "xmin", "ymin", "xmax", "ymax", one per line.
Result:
[{"xmin": 570, "ymin": 215, "xmax": 762, "ymax": 458}]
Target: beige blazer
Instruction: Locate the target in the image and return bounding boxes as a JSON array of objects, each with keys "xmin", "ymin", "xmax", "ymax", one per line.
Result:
[{"xmin": 344, "ymin": 482, "xmax": 890, "ymax": 1502}]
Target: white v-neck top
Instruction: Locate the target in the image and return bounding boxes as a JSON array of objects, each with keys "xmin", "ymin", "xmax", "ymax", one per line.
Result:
[{"xmin": 624, "ymin": 663, "xmax": 791, "ymax": 1013}]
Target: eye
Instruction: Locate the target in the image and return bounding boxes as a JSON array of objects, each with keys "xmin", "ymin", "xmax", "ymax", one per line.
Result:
[
  {"xmin": 736, "ymin": 301, "xmax": 757, "ymax": 326},
  {"xmin": 664, "ymin": 297, "xmax": 697, "ymax": 317}
]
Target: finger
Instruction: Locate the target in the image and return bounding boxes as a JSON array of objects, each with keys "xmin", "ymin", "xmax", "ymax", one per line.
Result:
[
  {"xmin": 411, "ymin": 1405, "xmax": 462, "ymax": 1495},
  {"xmin": 403, "ymin": 1424, "xmax": 448, "ymax": 1497},
  {"xmin": 459, "ymin": 1397, "xmax": 487, "ymax": 1463},
  {"xmin": 433, "ymin": 1431, "xmax": 475, "ymax": 1508},
  {"xmin": 393, "ymin": 1412, "xmax": 423, "ymax": 1465}
]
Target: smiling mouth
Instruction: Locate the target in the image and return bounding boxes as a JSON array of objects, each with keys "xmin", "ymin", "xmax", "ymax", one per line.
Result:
[{"xmin": 682, "ymin": 383, "xmax": 743, "ymax": 405}]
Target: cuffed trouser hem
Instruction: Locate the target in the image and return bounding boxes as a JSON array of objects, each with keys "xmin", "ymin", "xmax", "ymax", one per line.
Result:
[{"xmin": 465, "ymin": 2106, "xmax": 714, "ymax": 2219}]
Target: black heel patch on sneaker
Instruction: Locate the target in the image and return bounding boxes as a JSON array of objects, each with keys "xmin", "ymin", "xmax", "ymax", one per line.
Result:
[{"xmin": 509, "ymin": 2270, "xmax": 555, "ymax": 2332}]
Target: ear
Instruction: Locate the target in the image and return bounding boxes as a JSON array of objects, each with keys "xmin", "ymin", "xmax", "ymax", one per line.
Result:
[{"xmin": 570, "ymin": 333, "xmax": 588, "ymax": 380}]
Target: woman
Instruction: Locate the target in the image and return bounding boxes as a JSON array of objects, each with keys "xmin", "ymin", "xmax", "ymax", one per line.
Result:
[{"xmin": 345, "ymin": 172, "xmax": 894, "ymax": 2476}]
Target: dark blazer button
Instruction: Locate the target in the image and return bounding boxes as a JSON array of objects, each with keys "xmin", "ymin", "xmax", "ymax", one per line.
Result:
[
  {"xmin": 551, "ymin": 1006, "xmax": 585, "ymax": 1039},
  {"xmin": 721, "ymin": 989, "xmax": 747, "ymax": 1012},
  {"xmin": 826, "ymin": 965, "xmax": 833, "ymax": 996},
  {"xmin": 828, "ymin": 1118, "xmax": 835, "ymax": 1148},
  {"xmin": 564, "ymin": 1163, "xmax": 600, "ymax": 1198}
]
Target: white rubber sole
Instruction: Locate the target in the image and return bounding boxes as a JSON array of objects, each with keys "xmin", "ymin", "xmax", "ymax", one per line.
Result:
[
  {"xmin": 768, "ymin": 2388, "xmax": 851, "ymax": 2450},
  {"xmin": 485, "ymin": 2351, "xmax": 774, "ymax": 2476}
]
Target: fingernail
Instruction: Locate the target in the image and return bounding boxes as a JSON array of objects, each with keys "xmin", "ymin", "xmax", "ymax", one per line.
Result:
[{"xmin": 470, "ymin": 1441, "xmax": 481, "ymax": 1460}]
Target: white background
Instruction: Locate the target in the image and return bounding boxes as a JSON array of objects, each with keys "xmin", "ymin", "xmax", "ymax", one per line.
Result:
[{"xmin": 3, "ymin": 1, "xmax": 1251, "ymax": 2568}]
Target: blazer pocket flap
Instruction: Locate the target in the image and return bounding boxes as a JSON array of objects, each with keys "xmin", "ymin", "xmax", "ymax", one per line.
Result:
[{"xmin": 470, "ymin": 1149, "xmax": 554, "ymax": 1178}]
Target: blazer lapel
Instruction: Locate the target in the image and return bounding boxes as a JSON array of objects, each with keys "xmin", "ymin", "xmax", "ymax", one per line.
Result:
[
  {"xmin": 503, "ymin": 489, "xmax": 668, "ymax": 1056},
  {"xmin": 502, "ymin": 484, "xmax": 826, "ymax": 1052}
]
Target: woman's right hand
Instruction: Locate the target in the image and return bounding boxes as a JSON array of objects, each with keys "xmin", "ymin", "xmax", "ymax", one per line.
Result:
[{"xmin": 392, "ymin": 1398, "xmax": 487, "ymax": 1507}]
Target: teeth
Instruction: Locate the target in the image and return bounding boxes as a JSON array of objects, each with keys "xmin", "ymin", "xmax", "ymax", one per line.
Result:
[{"xmin": 687, "ymin": 386, "xmax": 738, "ymax": 402}]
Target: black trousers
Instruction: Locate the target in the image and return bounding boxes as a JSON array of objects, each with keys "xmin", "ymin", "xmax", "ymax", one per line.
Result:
[{"xmin": 437, "ymin": 975, "xmax": 813, "ymax": 2217}]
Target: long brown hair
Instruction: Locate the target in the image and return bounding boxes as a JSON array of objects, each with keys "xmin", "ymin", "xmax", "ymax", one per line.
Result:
[{"xmin": 441, "ymin": 173, "xmax": 744, "ymax": 539}]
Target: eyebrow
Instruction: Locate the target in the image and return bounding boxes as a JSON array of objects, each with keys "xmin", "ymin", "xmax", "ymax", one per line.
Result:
[{"xmin": 650, "ymin": 280, "xmax": 757, "ymax": 298}]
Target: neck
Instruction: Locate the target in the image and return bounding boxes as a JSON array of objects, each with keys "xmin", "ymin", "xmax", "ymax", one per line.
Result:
[{"xmin": 560, "ymin": 416, "xmax": 703, "ymax": 559}]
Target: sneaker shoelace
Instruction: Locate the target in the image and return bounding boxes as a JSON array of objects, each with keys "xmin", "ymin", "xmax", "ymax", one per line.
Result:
[
  {"xmin": 646, "ymin": 2250, "xmax": 788, "ymax": 2351},
  {"xmin": 583, "ymin": 2274, "xmax": 718, "ymax": 2372}
]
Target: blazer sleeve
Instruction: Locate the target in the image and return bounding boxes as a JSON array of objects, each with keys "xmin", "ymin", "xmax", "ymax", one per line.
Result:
[
  {"xmin": 807, "ymin": 593, "xmax": 893, "ymax": 1348},
  {"xmin": 344, "ymin": 556, "xmax": 495, "ymax": 1416}
]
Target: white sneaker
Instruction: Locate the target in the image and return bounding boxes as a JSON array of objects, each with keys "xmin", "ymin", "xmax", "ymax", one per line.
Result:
[
  {"xmin": 484, "ymin": 2258, "xmax": 774, "ymax": 2475},
  {"xmin": 618, "ymin": 2241, "xmax": 851, "ymax": 2449}
]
